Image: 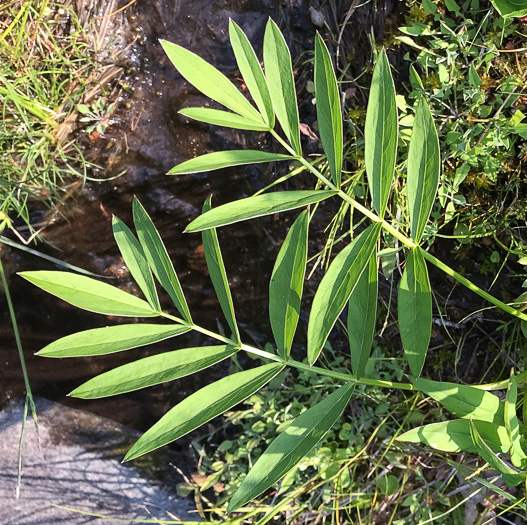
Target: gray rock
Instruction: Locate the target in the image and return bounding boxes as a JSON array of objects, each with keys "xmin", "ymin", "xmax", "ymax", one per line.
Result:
[{"xmin": 0, "ymin": 397, "xmax": 198, "ymax": 524}]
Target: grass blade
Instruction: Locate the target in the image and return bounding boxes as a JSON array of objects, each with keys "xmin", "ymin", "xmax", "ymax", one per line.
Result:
[
  {"xmin": 133, "ymin": 198, "xmax": 192, "ymax": 322},
  {"xmin": 307, "ymin": 223, "xmax": 382, "ymax": 366},
  {"xmin": 20, "ymin": 271, "xmax": 159, "ymax": 317},
  {"xmin": 364, "ymin": 50, "xmax": 397, "ymax": 217},
  {"xmin": 161, "ymin": 40, "xmax": 263, "ymax": 122},
  {"xmin": 398, "ymin": 247, "xmax": 431, "ymax": 377},
  {"xmin": 202, "ymin": 197, "xmax": 240, "ymax": 343},
  {"xmin": 407, "ymin": 98, "xmax": 440, "ymax": 244},
  {"xmin": 38, "ymin": 324, "xmax": 190, "ymax": 357},
  {"xmin": 179, "ymin": 107, "xmax": 271, "ymax": 131},
  {"xmin": 70, "ymin": 345, "xmax": 237, "ymax": 399},
  {"xmin": 113, "ymin": 217, "xmax": 160, "ymax": 311},
  {"xmin": 168, "ymin": 150, "xmax": 292, "ymax": 175},
  {"xmin": 314, "ymin": 34, "xmax": 343, "ymax": 187},
  {"xmin": 124, "ymin": 363, "xmax": 285, "ymax": 460},
  {"xmin": 263, "ymin": 19, "xmax": 301, "ymax": 155},
  {"xmin": 348, "ymin": 252, "xmax": 378, "ymax": 379},
  {"xmin": 269, "ymin": 210, "xmax": 309, "ymax": 357},
  {"xmin": 185, "ymin": 190, "xmax": 337, "ymax": 232},
  {"xmin": 229, "ymin": 20, "xmax": 275, "ymax": 127},
  {"xmin": 228, "ymin": 383, "xmax": 354, "ymax": 512}
]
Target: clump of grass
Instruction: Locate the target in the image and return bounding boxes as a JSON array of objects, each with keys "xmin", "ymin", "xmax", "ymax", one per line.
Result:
[{"xmin": 0, "ymin": 0, "xmax": 122, "ymax": 238}]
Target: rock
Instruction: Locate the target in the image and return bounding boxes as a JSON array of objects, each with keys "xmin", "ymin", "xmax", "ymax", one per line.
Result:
[{"xmin": 0, "ymin": 397, "xmax": 198, "ymax": 524}]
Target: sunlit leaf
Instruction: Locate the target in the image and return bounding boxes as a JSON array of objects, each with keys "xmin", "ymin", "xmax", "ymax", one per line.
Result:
[
  {"xmin": 263, "ymin": 19, "xmax": 301, "ymax": 155},
  {"xmin": 113, "ymin": 217, "xmax": 160, "ymax": 310},
  {"xmin": 20, "ymin": 271, "xmax": 159, "ymax": 317},
  {"xmin": 179, "ymin": 107, "xmax": 271, "ymax": 131},
  {"xmin": 398, "ymin": 247, "xmax": 431, "ymax": 377},
  {"xmin": 124, "ymin": 363, "xmax": 285, "ymax": 460},
  {"xmin": 202, "ymin": 197, "xmax": 240, "ymax": 343},
  {"xmin": 308, "ymin": 223, "xmax": 382, "ymax": 366},
  {"xmin": 160, "ymin": 40, "xmax": 263, "ymax": 122},
  {"xmin": 407, "ymin": 98, "xmax": 440, "ymax": 244},
  {"xmin": 38, "ymin": 324, "xmax": 190, "ymax": 357},
  {"xmin": 505, "ymin": 371, "xmax": 527, "ymax": 468},
  {"xmin": 348, "ymin": 252, "xmax": 378, "ymax": 379},
  {"xmin": 229, "ymin": 20, "xmax": 275, "ymax": 127},
  {"xmin": 314, "ymin": 34, "xmax": 342, "ymax": 187},
  {"xmin": 228, "ymin": 383, "xmax": 354, "ymax": 512},
  {"xmin": 397, "ymin": 419, "xmax": 510, "ymax": 453},
  {"xmin": 364, "ymin": 50, "xmax": 397, "ymax": 216},
  {"xmin": 168, "ymin": 150, "xmax": 292, "ymax": 175},
  {"xmin": 413, "ymin": 377, "xmax": 505, "ymax": 424},
  {"xmin": 70, "ymin": 345, "xmax": 236, "ymax": 399},
  {"xmin": 269, "ymin": 210, "xmax": 309, "ymax": 357},
  {"xmin": 185, "ymin": 190, "xmax": 337, "ymax": 232},
  {"xmin": 133, "ymin": 198, "xmax": 192, "ymax": 322},
  {"xmin": 490, "ymin": 0, "xmax": 527, "ymax": 18}
]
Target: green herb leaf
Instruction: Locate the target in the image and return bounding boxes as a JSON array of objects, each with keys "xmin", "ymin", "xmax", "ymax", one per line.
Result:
[
  {"xmin": 168, "ymin": 150, "xmax": 292, "ymax": 175},
  {"xmin": 38, "ymin": 324, "xmax": 190, "ymax": 357},
  {"xmin": 348, "ymin": 252, "xmax": 378, "ymax": 379},
  {"xmin": 314, "ymin": 34, "xmax": 343, "ymax": 187},
  {"xmin": 398, "ymin": 247, "xmax": 431, "ymax": 377},
  {"xmin": 113, "ymin": 217, "xmax": 160, "ymax": 310},
  {"xmin": 413, "ymin": 377, "xmax": 505, "ymax": 424},
  {"xmin": 269, "ymin": 210, "xmax": 309, "ymax": 357},
  {"xmin": 179, "ymin": 107, "xmax": 271, "ymax": 131},
  {"xmin": 20, "ymin": 271, "xmax": 159, "ymax": 317},
  {"xmin": 505, "ymin": 371, "xmax": 527, "ymax": 468},
  {"xmin": 229, "ymin": 20, "xmax": 275, "ymax": 127},
  {"xmin": 70, "ymin": 345, "xmax": 237, "ymax": 399},
  {"xmin": 407, "ymin": 98, "xmax": 440, "ymax": 244},
  {"xmin": 490, "ymin": 0, "xmax": 527, "ymax": 18},
  {"xmin": 202, "ymin": 197, "xmax": 240, "ymax": 343},
  {"xmin": 133, "ymin": 198, "xmax": 192, "ymax": 322},
  {"xmin": 185, "ymin": 190, "xmax": 337, "ymax": 232},
  {"xmin": 124, "ymin": 363, "xmax": 285, "ymax": 461},
  {"xmin": 397, "ymin": 419, "xmax": 510, "ymax": 453},
  {"xmin": 228, "ymin": 383, "xmax": 354, "ymax": 512},
  {"xmin": 160, "ymin": 40, "xmax": 263, "ymax": 122},
  {"xmin": 365, "ymin": 50, "xmax": 397, "ymax": 217},
  {"xmin": 308, "ymin": 223, "xmax": 382, "ymax": 366},
  {"xmin": 263, "ymin": 19, "xmax": 301, "ymax": 155}
]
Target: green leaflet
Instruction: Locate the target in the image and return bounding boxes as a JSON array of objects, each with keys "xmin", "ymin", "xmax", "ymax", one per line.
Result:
[
  {"xmin": 179, "ymin": 107, "xmax": 271, "ymax": 131},
  {"xmin": 229, "ymin": 20, "xmax": 275, "ymax": 127},
  {"xmin": 314, "ymin": 34, "xmax": 343, "ymax": 187},
  {"xmin": 70, "ymin": 345, "xmax": 236, "ymax": 399},
  {"xmin": 307, "ymin": 223, "xmax": 382, "ymax": 366},
  {"xmin": 20, "ymin": 271, "xmax": 159, "ymax": 317},
  {"xmin": 124, "ymin": 363, "xmax": 284, "ymax": 461},
  {"xmin": 364, "ymin": 50, "xmax": 397, "ymax": 217},
  {"xmin": 185, "ymin": 190, "xmax": 337, "ymax": 232},
  {"xmin": 407, "ymin": 98, "xmax": 440, "ymax": 244},
  {"xmin": 413, "ymin": 377, "xmax": 505, "ymax": 425},
  {"xmin": 398, "ymin": 247, "xmax": 431, "ymax": 377},
  {"xmin": 505, "ymin": 372, "xmax": 527, "ymax": 468},
  {"xmin": 263, "ymin": 19, "xmax": 301, "ymax": 155},
  {"xmin": 202, "ymin": 197, "xmax": 240, "ymax": 344},
  {"xmin": 397, "ymin": 419, "xmax": 510, "ymax": 454},
  {"xmin": 133, "ymin": 198, "xmax": 192, "ymax": 322},
  {"xmin": 490, "ymin": 0, "xmax": 527, "ymax": 17},
  {"xmin": 348, "ymin": 252, "xmax": 378, "ymax": 379},
  {"xmin": 168, "ymin": 150, "xmax": 292, "ymax": 175},
  {"xmin": 228, "ymin": 383, "xmax": 354, "ymax": 512},
  {"xmin": 269, "ymin": 210, "xmax": 309, "ymax": 358},
  {"xmin": 160, "ymin": 40, "xmax": 263, "ymax": 122},
  {"xmin": 113, "ymin": 217, "xmax": 160, "ymax": 311},
  {"xmin": 38, "ymin": 324, "xmax": 190, "ymax": 357}
]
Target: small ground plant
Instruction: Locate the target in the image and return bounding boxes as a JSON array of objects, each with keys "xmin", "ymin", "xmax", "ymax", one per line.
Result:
[{"xmin": 20, "ymin": 15, "xmax": 527, "ymax": 522}]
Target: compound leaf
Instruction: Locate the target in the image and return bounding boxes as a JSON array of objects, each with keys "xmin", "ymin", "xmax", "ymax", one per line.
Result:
[
  {"xmin": 70, "ymin": 345, "xmax": 236, "ymax": 399},
  {"xmin": 179, "ymin": 107, "xmax": 271, "ymax": 131},
  {"xmin": 38, "ymin": 324, "xmax": 190, "ymax": 357},
  {"xmin": 185, "ymin": 190, "xmax": 337, "ymax": 232},
  {"xmin": 20, "ymin": 271, "xmax": 158, "ymax": 317},
  {"xmin": 124, "ymin": 362, "xmax": 285, "ymax": 461},
  {"xmin": 228, "ymin": 383, "xmax": 354, "ymax": 512}
]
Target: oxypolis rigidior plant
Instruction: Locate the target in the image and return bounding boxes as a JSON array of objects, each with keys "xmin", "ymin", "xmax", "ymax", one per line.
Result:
[{"xmin": 20, "ymin": 19, "xmax": 527, "ymax": 512}]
